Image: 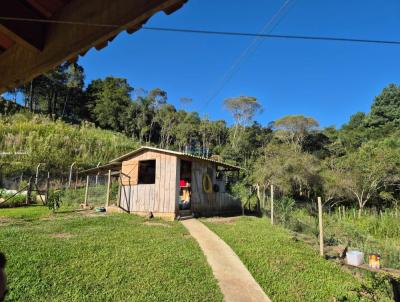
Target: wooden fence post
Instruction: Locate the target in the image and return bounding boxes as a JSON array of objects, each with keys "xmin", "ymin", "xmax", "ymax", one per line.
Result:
[
  {"xmin": 84, "ymin": 175, "xmax": 89, "ymax": 207},
  {"xmin": 106, "ymin": 170, "xmax": 111, "ymax": 207},
  {"xmin": 342, "ymin": 206, "xmax": 346, "ymax": 218},
  {"xmin": 116, "ymin": 176, "xmax": 121, "ymax": 207},
  {"xmin": 318, "ymin": 197, "xmax": 324, "ymax": 257},
  {"xmin": 270, "ymin": 184, "xmax": 274, "ymax": 225}
]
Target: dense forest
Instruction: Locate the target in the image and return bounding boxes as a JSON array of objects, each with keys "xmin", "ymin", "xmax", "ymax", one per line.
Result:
[{"xmin": 1, "ymin": 62, "xmax": 400, "ymax": 214}]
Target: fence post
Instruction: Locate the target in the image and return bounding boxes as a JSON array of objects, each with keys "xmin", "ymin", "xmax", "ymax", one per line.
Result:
[
  {"xmin": 117, "ymin": 179, "xmax": 121, "ymax": 208},
  {"xmin": 95, "ymin": 162, "xmax": 101, "ymax": 185},
  {"xmin": 84, "ymin": 175, "xmax": 89, "ymax": 207},
  {"xmin": 106, "ymin": 170, "xmax": 111, "ymax": 207},
  {"xmin": 318, "ymin": 196, "xmax": 324, "ymax": 257},
  {"xmin": 35, "ymin": 163, "xmax": 41, "ymax": 185},
  {"xmin": 342, "ymin": 206, "xmax": 346, "ymax": 218},
  {"xmin": 68, "ymin": 162, "xmax": 76, "ymax": 188},
  {"xmin": 25, "ymin": 177, "xmax": 32, "ymax": 205},
  {"xmin": 45, "ymin": 172, "xmax": 50, "ymax": 205},
  {"xmin": 270, "ymin": 184, "xmax": 274, "ymax": 225}
]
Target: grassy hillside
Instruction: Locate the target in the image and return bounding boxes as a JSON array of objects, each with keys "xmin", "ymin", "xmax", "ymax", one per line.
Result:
[
  {"xmin": 0, "ymin": 206, "xmax": 223, "ymax": 302},
  {"xmin": 0, "ymin": 113, "xmax": 138, "ymax": 176}
]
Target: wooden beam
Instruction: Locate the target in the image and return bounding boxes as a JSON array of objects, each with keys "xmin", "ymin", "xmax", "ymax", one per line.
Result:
[
  {"xmin": 0, "ymin": 32, "xmax": 14, "ymax": 49},
  {"xmin": 26, "ymin": 0, "xmax": 67, "ymax": 19},
  {"xmin": 0, "ymin": 0, "xmax": 187, "ymax": 93},
  {"xmin": 0, "ymin": 0, "xmax": 46, "ymax": 51},
  {"xmin": 106, "ymin": 169, "xmax": 111, "ymax": 207}
]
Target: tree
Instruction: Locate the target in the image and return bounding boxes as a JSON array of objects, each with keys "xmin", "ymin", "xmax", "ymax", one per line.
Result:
[
  {"xmin": 320, "ymin": 158, "xmax": 349, "ymax": 207},
  {"xmin": 179, "ymin": 97, "xmax": 193, "ymax": 110},
  {"xmin": 155, "ymin": 104, "xmax": 177, "ymax": 148},
  {"xmin": 367, "ymin": 83, "xmax": 400, "ymax": 128},
  {"xmin": 128, "ymin": 88, "xmax": 168, "ymax": 143},
  {"xmin": 338, "ymin": 112, "xmax": 369, "ymax": 151},
  {"xmin": 335, "ymin": 139, "xmax": 400, "ymax": 215},
  {"xmin": 173, "ymin": 111, "xmax": 200, "ymax": 151},
  {"xmin": 250, "ymin": 143, "xmax": 321, "ymax": 201},
  {"xmin": 273, "ymin": 115, "xmax": 319, "ymax": 152},
  {"xmin": 223, "ymin": 96, "xmax": 262, "ymax": 149},
  {"xmin": 87, "ymin": 77, "xmax": 132, "ymax": 131},
  {"xmin": 17, "ymin": 62, "xmax": 86, "ymax": 121},
  {"xmin": 61, "ymin": 63, "xmax": 85, "ymax": 119}
]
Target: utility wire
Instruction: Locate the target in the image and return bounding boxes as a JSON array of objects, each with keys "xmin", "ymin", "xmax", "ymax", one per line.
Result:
[
  {"xmin": 202, "ymin": 0, "xmax": 296, "ymax": 110},
  {"xmin": 143, "ymin": 27, "xmax": 400, "ymax": 46},
  {"xmin": 0, "ymin": 16, "xmax": 399, "ymax": 46}
]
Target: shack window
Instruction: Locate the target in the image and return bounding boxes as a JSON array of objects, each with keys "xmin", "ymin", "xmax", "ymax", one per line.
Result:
[{"xmin": 138, "ymin": 160, "xmax": 156, "ymax": 184}]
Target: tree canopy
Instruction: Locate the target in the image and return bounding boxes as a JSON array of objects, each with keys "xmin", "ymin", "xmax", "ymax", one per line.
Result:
[{"xmin": 2, "ymin": 64, "xmax": 400, "ymax": 214}]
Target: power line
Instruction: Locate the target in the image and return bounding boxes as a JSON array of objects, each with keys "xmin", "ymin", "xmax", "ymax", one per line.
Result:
[
  {"xmin": 202, "ymin": 0, "xmax": 296, "ymax": 110},
  {"xmin": 0, "ymin": 16, "xmax": 399, "ymax": 46},
  {"xmin": 142, "ymin": 27, "xmax": 400, "ymax": 46}
]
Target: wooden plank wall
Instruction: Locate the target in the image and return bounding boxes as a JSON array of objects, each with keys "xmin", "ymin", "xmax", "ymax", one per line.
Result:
[
  {"xmin": 119, "ymin": 150, "xmax": 178, "ymax": 214},
  {"xmin": 191, "ymin": 160, "xmax": 241, "ymax": 216}
]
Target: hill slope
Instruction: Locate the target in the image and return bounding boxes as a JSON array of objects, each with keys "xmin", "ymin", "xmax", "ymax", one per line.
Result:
[{"xmin": 0, "ymin": 113, "xmax": 138, "ymax": 176}]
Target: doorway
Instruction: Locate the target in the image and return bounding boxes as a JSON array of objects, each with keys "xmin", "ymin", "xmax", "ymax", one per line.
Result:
[{"xmin": 179, "ymin": 160, "xmax": 192, "ymax": 211}]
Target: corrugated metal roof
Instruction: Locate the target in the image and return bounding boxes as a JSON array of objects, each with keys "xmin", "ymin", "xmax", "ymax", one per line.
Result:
[
  {"xmin": 111, "ymin": 146, "xmax": 242, "ymax": 170},
  {"xmin": 80, "ymin": 162, "xmax": 121, "ymax": 174}
]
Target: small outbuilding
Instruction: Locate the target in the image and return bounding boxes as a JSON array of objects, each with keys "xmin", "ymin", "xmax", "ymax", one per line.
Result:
[{"xmin": 85, "ymin": 146, "xmax": 242, "ymax": 220}]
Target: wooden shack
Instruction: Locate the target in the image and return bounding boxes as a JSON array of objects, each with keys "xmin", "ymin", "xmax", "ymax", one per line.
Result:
[{"xmin": 110, "ymin": 146, "xmax": 241, "ymax": 220}]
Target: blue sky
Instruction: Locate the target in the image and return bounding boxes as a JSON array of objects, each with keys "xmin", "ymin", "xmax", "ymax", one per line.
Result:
[{"xmin": 79, "ymin": 0, "xmax": 400, "ymax": 128}]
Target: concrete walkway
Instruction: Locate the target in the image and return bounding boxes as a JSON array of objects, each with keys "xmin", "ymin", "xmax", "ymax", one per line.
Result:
[{"xmin": 181, "ymin": 219, "xmax": 271, "ymax": 302}]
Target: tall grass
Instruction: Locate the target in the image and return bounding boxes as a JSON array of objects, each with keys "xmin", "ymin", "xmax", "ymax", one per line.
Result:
[
  {"xmin": 280, "ymin": 206, "xmax": 400, "ymax": 269},
  {"xmin": 0, "ymin": 113, "xmax": 139, "ymax": 175}
]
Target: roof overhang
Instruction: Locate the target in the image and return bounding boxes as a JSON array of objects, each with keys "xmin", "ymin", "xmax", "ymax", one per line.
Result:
[{"xmin": 0, "ymin": 0, "xmax": 187, "ymax": 93}]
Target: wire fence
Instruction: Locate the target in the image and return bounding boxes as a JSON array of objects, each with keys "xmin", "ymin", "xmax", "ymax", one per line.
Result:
[
  {"xmin": 60, "ymin": 174, "xmax": 119, "ymax": 208},
  {"xmin": 0, "ymin": 172, "xmax": 119, "ymax": 209},
  {"xmin": 249, "ymin": 191, "xmax": 400, "ymax": 271}
]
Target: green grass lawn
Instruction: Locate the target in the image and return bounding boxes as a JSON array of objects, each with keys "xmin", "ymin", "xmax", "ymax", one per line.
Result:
[
  {"xmin": 204, "ymin": 216, "xmax": 394, "ymax": 302},
  {"xmin": 0, "ymin": 206, "xmax": 223, "ymax": 302}
]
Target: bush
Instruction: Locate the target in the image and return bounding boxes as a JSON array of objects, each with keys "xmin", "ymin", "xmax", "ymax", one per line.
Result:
[
  {"xmin": 0, "ymin": 189, "xmax": 26, "ymax": 208},
  {"xmin": 61, "ymin": 188, "xmax": 85, "ymax": 206},
  {"xmin": 275, "ymin": 196, "xmax": 296, "ymax": 225},
  {"xmin": 47, "ymin": 189, "xmax": 63, "ymax": 212}
]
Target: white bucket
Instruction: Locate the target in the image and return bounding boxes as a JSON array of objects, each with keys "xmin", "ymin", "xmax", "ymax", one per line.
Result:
[{"xmin": 346, "ymin": 251, "xmax": 364, "ymax": 266}]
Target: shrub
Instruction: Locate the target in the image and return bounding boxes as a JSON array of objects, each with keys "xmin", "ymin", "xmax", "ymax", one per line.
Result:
[
  {"xmin": 275, "ymin": 196, "xmax": 296, "ymax": 225},
  {"xmin": 0, "ymin": 190, "xmax": 26, "ymax": 208}
]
